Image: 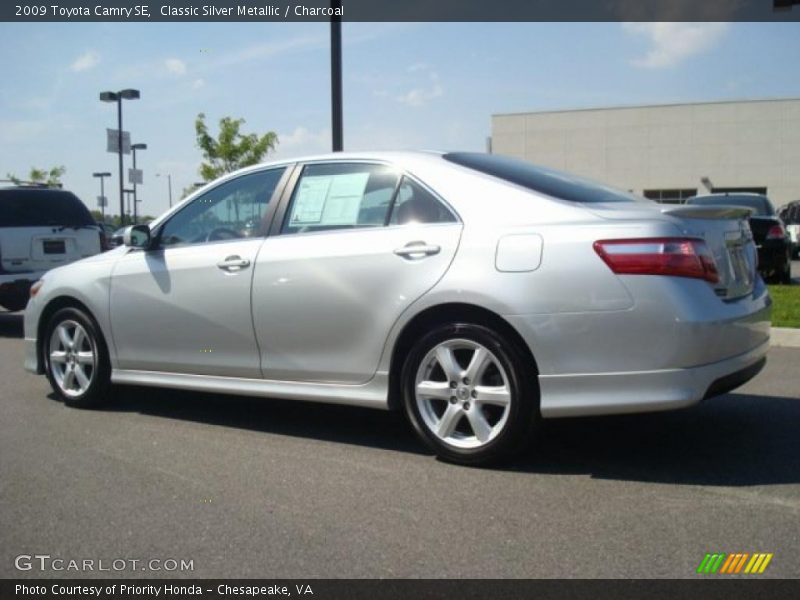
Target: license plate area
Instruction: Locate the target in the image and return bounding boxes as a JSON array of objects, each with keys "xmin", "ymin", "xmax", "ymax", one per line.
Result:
[
  {"xmin": 42, "ymin": 240, "xmax": 66, "ymax": 254},
  {"xmin": 721, "ymin": 240, "xmax": 755, "ymax": 299}
]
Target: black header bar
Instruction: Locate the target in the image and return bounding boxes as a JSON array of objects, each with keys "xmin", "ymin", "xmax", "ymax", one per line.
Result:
[{"xmin": 3, "ymin": 0, "xmax": 800, "ymax": 22}]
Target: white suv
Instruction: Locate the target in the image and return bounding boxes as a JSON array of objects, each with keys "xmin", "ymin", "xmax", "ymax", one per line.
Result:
[{"xmin": 0, "ymin": 185, "xmax": 104, "ymax": 311}]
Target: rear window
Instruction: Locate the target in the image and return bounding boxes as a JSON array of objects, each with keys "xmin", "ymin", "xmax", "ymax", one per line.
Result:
[
  {"xmin": 686, "ymin": 195, "xmax": 773, "ymax": 217},
  {"xmin": 0, "ymin": 189, "xmax": 95, "ymax": 227},
  {"xmin": 442, "ymin": 152, "xmax": 647, "ymax": 204}
]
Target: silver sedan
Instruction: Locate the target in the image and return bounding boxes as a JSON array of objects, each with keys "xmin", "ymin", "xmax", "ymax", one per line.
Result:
[{"xmin": 23, "ymin": 152, "xmax": 771, "ymax": 465}]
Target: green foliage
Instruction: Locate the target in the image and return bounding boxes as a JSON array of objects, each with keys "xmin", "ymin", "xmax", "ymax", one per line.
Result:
[
  {"xmin": 5, "ymin": 166, "xmax": 66, "ymax": 186},
  {"xmin": 30, "ymin": 166, "xmax": 66, "ymax": 185},
  {"xmin": 195, "ymin": 113, "xmax": 278, "ymax": 181},
  {"xmin": 768, "ymin": 284, "xmax": 800, "ymax": 328}
]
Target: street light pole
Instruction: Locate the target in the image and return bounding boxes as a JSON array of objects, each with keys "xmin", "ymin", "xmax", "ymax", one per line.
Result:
[
  {"xmin": 330, "ymin": 1, "xmax": 343, "ymax": 152},
  {"xmin": 99, "ymin": 89, "xmax": 140, "ymax": 226},
  {"xmin": 92, "ymin": 172, "xmax": 111, "ymax": 221},
  {"xmin": 131, "ymin": 143, "xmax": 147, "ymax": 224},
  {"xmin": 156, "ymin": 173, "xmax": 173, "ymax": 208}
]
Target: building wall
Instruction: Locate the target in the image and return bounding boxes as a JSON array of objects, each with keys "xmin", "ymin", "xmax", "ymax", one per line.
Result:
[{"xmin": 491, "ymin": 99, "xmax": 800, "ymax": 207}]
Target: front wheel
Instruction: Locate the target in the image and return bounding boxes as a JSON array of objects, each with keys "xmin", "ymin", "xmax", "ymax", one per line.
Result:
[
  {"xmin": 401, "ymin": 323, "xmax": 539, "ymax": 466},
  {"xmin": 44, "ymin": 307, "xmax": 111, "ymax": 408}
]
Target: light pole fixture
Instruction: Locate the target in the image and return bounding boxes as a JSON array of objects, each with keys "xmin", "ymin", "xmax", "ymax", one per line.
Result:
[
  {"xmin": 92, "ymin": 171, "xmax": 112, "ymax": 221},
  {"xmin": 156, "ymin": 173, "xmax": 173, "ymax": 208},
  {"xmin": 131, "ymin": 142, "xmax": 147, "ymax": 224},
  {"xmin": 99, "ymin": 88, "xmax": 140, "ymax": 225}
]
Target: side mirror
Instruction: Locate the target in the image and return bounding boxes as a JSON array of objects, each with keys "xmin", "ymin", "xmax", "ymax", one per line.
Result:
[{"xmin": 122, "ymin": 224, "xmax": 151, "ymax": 248}]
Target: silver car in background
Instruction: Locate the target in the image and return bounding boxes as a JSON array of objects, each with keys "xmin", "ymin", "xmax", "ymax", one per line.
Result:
[{"xmin": 23, "ymin": 152, "xmax": 771, "ymax": 465}]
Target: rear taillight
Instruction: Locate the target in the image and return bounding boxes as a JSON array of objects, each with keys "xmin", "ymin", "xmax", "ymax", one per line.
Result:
[
  {"xmin": 99, "ymin": 230, "xmax": 110, "ymax": 252},
  {"xmin": 766, "ymin": 224, "xmax": 785, "ymax": 240},
  {"xmin": 593, "ymin": 238, "xmax": 720, "ymax": 284}
]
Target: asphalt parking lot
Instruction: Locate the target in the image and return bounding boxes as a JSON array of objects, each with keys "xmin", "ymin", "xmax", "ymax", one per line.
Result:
[{"xmin": 1, "ymin": 305, "xmax": 799, "ymax": 579}]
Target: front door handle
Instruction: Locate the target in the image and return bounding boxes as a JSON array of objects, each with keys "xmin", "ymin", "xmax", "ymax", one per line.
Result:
[
  {"xmin": 217, "ymin": 255, "xmax": 251, "ymax": 272},
  {"xmin": 394, "ymin": 242, "xmax": 441, "ymax": 260}
]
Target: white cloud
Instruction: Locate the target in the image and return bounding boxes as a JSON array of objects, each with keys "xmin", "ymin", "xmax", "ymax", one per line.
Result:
[
  {"xmin": 622, "ymin": 22, "xmax": 729, "ymax": 68},
  {"xmin": 192, "ymin": 78, "xmax": 205, "ymax": 90},
  {"xmin": 165, "ymin": 58, "xmax": 187, "ymax": 75},
  {"xmin": 273, "ymin": 126, "xmax": 330, "ymax": 159},
  {"xmin": 396, "ymin": 65, "xmax": 444, "ymax": 108},
  {"xmin": 70, "ymin": 51, "xmax": 99, "ymax": 72}
]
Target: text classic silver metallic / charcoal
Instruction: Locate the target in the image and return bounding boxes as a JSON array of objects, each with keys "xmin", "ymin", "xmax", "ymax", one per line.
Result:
[{"xmin": 23, "ymin": 152, "xmax": 771, "ymax": 465}]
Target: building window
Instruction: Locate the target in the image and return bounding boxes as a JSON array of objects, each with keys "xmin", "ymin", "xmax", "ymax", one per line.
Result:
[{"xmin": 643, "ymin": 189, "xmax": 698, "ymax": 204}]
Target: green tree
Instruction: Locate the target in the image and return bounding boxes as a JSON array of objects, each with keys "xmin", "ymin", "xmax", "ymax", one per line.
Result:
[
  {"xmin": 6, "ymin": 166, "xmax": 66, "ymax": 186},
  {"xmin": 194, "ymin": 113, "xmax": 278, "ymax": 182}
]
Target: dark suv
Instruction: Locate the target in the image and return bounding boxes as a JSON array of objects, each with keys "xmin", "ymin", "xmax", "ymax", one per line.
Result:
[
  {"xmin": 685, "ymin": 193, "xmax": 792, "ymax": 284},
  {"xmin": 0, "ymin": 186, "xmax": 104, "ymax": 311}
]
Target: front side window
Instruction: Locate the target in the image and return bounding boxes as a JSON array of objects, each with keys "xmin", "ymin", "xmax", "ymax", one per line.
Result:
[
  {"xmin": 160, "ymin": 168, "xmax": 285, "ymax": 247},
  {"xmin": 282, "ymin": 163, "xmax": 400, "ymax": 234}
]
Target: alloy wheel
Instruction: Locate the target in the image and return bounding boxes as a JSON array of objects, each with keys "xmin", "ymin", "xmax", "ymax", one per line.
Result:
[
  {"xmin": 48, "ymin": 320, "xmax": 96, "ymax": 398},
  {"xmin": 414, "ymin": 338, "xmax": 512, "ymax": 449}
]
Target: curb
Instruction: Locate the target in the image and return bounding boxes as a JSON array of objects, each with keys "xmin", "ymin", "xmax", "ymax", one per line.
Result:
[{"xmin": 771, "ymin": 327, "xmax": 800, "ymax": 348}]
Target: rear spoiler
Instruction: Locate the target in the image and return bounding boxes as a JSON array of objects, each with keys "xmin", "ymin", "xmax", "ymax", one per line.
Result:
[{"xmin": 660, "ymin": 205, "xmax": 754, "ymax": 220}]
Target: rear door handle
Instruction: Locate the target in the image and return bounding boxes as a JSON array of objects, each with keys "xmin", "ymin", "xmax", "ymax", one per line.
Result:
[
  {"xmin": 217, "ymin": 255, "xmax": 251, "ymax": 272},
  {"xmin": 393, "ymin": 242, "xmax": 441, "ymax": 259}
]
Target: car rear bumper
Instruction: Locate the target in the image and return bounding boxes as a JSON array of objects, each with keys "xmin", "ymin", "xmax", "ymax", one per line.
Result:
[{"xmin": 537, "ymin": 338, "xmax": 769, "ymax": 418}]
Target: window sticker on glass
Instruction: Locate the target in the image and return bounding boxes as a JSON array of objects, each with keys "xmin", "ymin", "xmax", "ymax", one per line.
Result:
[
  {"xmin": 289, "ymin": 172, "xmax": 371, "ymax": 227},
  {"xmin": 319, "ymin": 173, "xmax": 370, "ymax": 225},
  {"xmin": 290, "ymin": 176, "xmax": 332, "ymax": 224}
]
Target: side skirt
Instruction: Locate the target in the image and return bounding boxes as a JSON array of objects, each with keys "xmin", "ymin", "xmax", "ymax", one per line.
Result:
[{"xmin": 111, "ymin": 369, "xmax": 391, "ymax": 410}]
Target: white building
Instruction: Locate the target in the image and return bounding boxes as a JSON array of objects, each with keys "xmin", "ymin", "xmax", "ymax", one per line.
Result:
[{"xmin": 491, "ymin": 98, "xmax": 800, "ymax": 207}]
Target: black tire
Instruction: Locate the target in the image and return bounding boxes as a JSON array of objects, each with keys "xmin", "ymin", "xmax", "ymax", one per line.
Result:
[
  {"xmin": 401, "ymin": 322, "xmax": 539, "ymax": 466},
  {"xmin": 43, "ymin": 307, "xmax": 111, "ymax": 408}
]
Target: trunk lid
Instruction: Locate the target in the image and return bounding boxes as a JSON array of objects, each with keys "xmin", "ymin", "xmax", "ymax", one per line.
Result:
[
  {"xmin": 586, "ymin": 202, "xmax": 758, "ymax": 300},
  {"xmin": 660, "ymin": 205, "xmax": 757, "ymax": 300}
]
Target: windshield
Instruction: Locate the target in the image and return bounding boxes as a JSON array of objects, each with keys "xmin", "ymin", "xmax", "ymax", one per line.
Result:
[
  {"xmin": 686, "ymin": 195, "xmax": 773, "ymax": 217},
  {"xmin": 0, "ymin": 189, "xmax": 95, "ymax": 227},
  {"xmin": 443, "ymin": 152, "xmax": 649, "ymax": 204}
]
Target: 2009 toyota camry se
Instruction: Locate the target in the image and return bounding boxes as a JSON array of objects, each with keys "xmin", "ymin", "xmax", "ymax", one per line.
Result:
[{"xmin": 23, "ymin": 152, "xmax": 771, "ymax": 465}]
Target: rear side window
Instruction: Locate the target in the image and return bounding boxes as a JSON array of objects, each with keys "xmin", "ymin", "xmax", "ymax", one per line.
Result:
[
  {"xmin": 390, "ymin": 178, "xmax": 457, "ymax": 225},
  {"xmin": 0, "ymin": 189, "xmax": 94, "ymax": 227},
  {"xmin": 443, "ymin": 152, "xmax": 647, "ymax": 204}
]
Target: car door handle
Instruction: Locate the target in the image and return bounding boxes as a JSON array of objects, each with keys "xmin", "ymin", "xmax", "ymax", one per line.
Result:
[
  {"xmin": 217, "ymin": 256, "xmax": 251, "ymax": 271},
  {"xmin": 393, "ymin": 242, "xmax": 441, "ymax": 259}
]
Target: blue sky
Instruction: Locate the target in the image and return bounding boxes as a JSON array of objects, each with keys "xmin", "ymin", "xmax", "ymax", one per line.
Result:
[{"xmin": 0, "ymin": 22, "xmax": 799, "ymax": 217}]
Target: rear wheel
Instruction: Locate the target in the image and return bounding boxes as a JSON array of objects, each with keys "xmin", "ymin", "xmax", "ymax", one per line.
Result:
[
  {"xmin": 44, "ymin": 307, "xmax": 111, "ymax": 408},
  {"xmin": 401, "ymin": 323, "xmax": 539, "ymax": 466}
]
